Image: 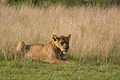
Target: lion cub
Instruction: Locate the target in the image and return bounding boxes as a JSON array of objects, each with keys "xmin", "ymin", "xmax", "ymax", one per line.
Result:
[{"xmin": 16, "ymin": 34, "xmax": 71, "ymax": 63}]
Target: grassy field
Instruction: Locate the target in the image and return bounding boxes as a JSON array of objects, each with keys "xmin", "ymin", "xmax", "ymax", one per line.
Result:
[
  {"xmin": 0, "ymin": 51, "xmax": 120, "ymax": 80},
  {"xmin": 0, "ymin": 59, "xmax": 120, "ymax": 80},
  {"xmin": 0, "ymin": 4, "xmax": 120, "ymax": 80}
]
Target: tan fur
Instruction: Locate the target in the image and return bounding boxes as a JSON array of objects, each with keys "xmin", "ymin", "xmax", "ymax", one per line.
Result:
[{"xmin": 16, "ymin": 34, "xmax": 71, "ymax": 63}]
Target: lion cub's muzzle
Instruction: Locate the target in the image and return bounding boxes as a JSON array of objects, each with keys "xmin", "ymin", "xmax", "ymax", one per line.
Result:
[
  {"xmin": 63, "ymin": 46, "xmax": 69, "ymax": 54},
  {"xmin": 63, "ymin": 51, "xmax": 68, "ymax": 54}
]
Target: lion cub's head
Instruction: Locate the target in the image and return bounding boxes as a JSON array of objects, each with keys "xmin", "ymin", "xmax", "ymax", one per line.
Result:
[{"xmin": 52, "ymin": 34, "xmax": 71, "ymax": 55}]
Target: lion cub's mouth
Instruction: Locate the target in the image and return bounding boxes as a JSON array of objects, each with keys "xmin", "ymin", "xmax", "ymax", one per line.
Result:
[{"xmin": 63, "ymin": 51, "xmax": 68, "ymax": 55}]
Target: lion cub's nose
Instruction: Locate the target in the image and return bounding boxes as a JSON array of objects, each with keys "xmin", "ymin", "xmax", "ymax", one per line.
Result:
[
  {"xmin": 65, "ymin": 46, "xmax": 69, "ymax": 51},
  {"xmin": 65, "ymin": 48, "xmax": 68, "ymax": 52}
]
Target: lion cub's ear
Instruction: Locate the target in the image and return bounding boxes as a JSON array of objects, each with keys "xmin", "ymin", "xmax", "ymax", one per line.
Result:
[
  {"xmin": 67, "ymin": 34, "xmax": 71, "ymax": 39},
  {"xmin": 52, "ymin": 35, "xmax": 58, "ymax": 41}
]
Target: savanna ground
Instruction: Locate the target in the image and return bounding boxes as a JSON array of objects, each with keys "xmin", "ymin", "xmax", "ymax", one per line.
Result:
[
  {"xmin": 0, "ymin": 59, "xmax": 120, "ymax": 80},
  {"xmin": 0, "ymin": 3, "xmax": 120, "ymax": 80}
]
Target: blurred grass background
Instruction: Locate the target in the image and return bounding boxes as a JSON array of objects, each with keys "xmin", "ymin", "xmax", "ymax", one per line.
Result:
[{"xmin": 0, "ymin": 0, "xmax": 120, "ymax": 7}]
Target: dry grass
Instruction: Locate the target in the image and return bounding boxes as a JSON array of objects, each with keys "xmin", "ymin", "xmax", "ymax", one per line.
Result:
[{"xmin": 0, "ymin": 4, "xmax": 120, "ymax": 58}]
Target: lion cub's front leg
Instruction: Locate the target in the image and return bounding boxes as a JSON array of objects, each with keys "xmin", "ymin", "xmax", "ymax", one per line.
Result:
[{"xmin": 54, "ymin": 59, "xmax": 69, "ymax": 64}]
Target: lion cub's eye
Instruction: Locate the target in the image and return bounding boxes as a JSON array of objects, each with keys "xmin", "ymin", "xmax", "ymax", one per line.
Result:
[{"xmin": 60, "ymin": 42, "xmax": 64, "ymax": 45}]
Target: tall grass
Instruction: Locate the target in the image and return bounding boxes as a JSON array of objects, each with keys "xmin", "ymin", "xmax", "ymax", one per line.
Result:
[{"xmin": 0, "ymin": 4, "xmax": 120, "ymax": 64}]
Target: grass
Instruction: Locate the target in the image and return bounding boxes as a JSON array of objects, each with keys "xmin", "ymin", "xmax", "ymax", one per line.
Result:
[
  {"xmin": 0, "ymin": 50, "xmax": 120, "ymax": 80},
  {"xmin": 3, "ymin": 0, "xmax": 120, "ymax": 7},
  {"xmin": 0, "ymin": 59, "xmax": 120, "ymax": 80},
  {"xmin": 0, "ymin": 5, "xmax": 120, "ymax": 56},
  {"xmin": 0, "ymin": 4, "xmax": 120, "ymax": 80}
]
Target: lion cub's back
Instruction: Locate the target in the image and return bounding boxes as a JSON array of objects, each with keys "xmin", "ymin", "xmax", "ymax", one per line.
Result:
[{"xmin": 25, "ymin": 44, "xmax": 46, "ymax": 59}]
